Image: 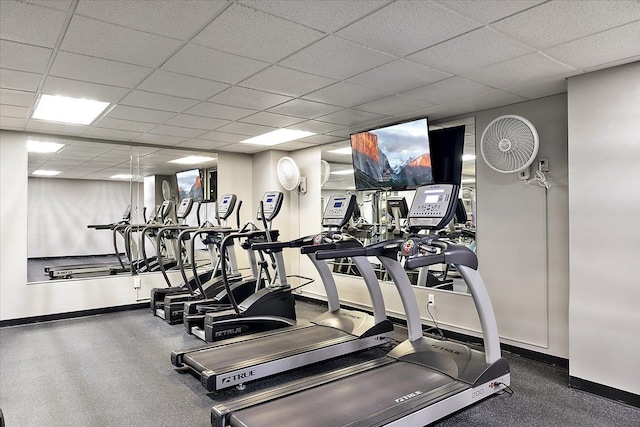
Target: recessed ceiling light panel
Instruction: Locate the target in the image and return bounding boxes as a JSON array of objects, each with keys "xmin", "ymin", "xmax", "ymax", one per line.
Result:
[
  {"xmin": 32, "ymin": 94, "xmax": 110, "ymax": 125},
  {"xmin": 168, "ymin": 156, "xmax": 217, "ymax": 165},
  {"xmin": 240, "ymin": 129, "xmax": 315, "ymax": 146},
  {"xmin": 111, "ymin": 174, "xmax": 133, "ymax": 179},
  {"xmin": 328, "ymin": 146, "xmax": 352, "ymax": 155},
  {"xmin": 331, "ymin": 169, "xmax": 354, "ymax": 175},
  {"xmin": 32, "ymin": 170, "xmax": 61, "ymax": 176},
  {"xmin": 462, "ymin": 154, "xmax": 476, "ymax": 162},
  {"xmin": 27, "ymin": 140, "xmax": 65, "ymax": 153}
]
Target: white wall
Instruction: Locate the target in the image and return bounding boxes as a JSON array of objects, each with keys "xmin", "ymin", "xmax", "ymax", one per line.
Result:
[
  {"xmin": 28, "ymin": 177, "xmax": 130, "ymax": 258},
  {"xmin": 567, "ymin": 62, "xmax": 640, "ymax": 394}
]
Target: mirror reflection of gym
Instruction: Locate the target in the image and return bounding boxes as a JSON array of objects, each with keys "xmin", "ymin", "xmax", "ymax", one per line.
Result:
[
  {"xmin": 319, "ymin": 116, "xmax": 476, "ymax": 294},
  {"xmin": 26, "ymin": 136, "xmax": 218, "ymax": 285}
]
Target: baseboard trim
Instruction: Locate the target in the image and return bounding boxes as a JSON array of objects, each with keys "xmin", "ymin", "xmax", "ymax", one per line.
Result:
[
  {"xmin": 570, "ymin": 376, "xmax": 640, "ymax": 408},
  {"xmin": 294, "ymin": 295, "xmax": 569, "ymax": 368},
  {"xmin": 0, "ymin": 303, "xmax": 148, "ymax": 327}
]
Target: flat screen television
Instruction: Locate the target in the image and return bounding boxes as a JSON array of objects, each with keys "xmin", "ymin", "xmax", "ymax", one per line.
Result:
[
  {"xmin": 176, "ymin": 169, "xmax": 204, "ymax": 202},
  {"xmin": 350, "ymin": 117, "xmax": 432, "ymax": 190},
  {"xmin": 429, "ymin": 125, "xmax": 465, "ymax": 185}
]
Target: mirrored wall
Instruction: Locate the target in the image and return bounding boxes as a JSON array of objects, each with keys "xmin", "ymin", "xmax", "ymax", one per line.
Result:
[
  {"xmin": 26, "ymin": 135, "xmax": 218, "ymax": 284},
  {"xmin": 319, "ymin": 116, "xmax": 476, "ymax": 293}
]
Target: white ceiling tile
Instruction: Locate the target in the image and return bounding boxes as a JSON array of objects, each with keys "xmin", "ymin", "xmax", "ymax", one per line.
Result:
[
  {"xmin": 0, "ymin": 69, "xmax": 41, "ymax": 92},
  {"xmin": 149, "ymin": 125, "xmax": 207, "ymax": 138},
  {"xmin": 240, "ymin": 112, "xmax": 305, "ymax": 128},
  {"xmin": 280, "ymin": 36, "xmax": 395, "ymax": 80},
  {"xmin": 354, "ymin": 95, "xmax": 434, "ymax": 116},
  {"xmin": 303, "ymin": 82, "xmax": 389, "ymax": 108},
  {"xmin": 461, "ymin": 53, "xmax": 576, "ymax": 89},
  {"xmin": 41, "ymin": 77, "xmax": 129, "ymax": 103},
  {"xmin": 119, "ymin": 90, "xmax": 199, "ymax": 113},
  {"xmin": 445, "ymin": 90, "xmax": 527, "ymax": 114},
  {"xmin": 397, "ymin": 103, "xmax": 468, "ymax": 122},
  {"xmin": 75, "ymin": 0, "xmax": 228, "ymax": 39},
  {"xmin": 346, "ymin": 59, "xmax": 451, "ymax": 93},
  {"xmin": 0, "ymin": 88, "xmax": 35, "ymax": 107},
  {"xmin": 60, "ymin": 15, "xmax": 183, "ymax": 68},
  {"xmin": 176, "ymin": 139, "xmax": 230, "ymax": 150},
  {"xmin": 82, "ymin": 128, "xmax": 142, "ymax": 141},
  {"xmin": 164, "ymin": 114, "xmax": 229, "ymax": 130},
  {"xmin": 315, "ymin": 109, "xmax": 386, "ymax": 126},
  {"xmin": 287, "ymin": 120, "xmax": 346, "ymax": 135},
  {"xmin": 0, "ymin": 116, "xmax": 26, "ymax": 128},
  {"xmin": 401, "ymin": 77, "xmax": 494, "ymax": 104},
  {"xmin": 492, "ymin": 0, "xmax": 640, "ymax": 49},
  {"xmin": 0, "ymin": 1, "xmax": 66, "ymax": 48},
  {"xmin": 336, "ymin": 1, "xmax": 479, "ymax": 56},
  {"xmin": 22, "ymin": 1, "xmax": 71, "ymax": 11},
  {"xmin": 217, "ymin": 143, "xmax": 266, "ymax": 154},
  {"xmin": 436, "ymin": 0, "xmax": 545, "ymax": 25},
  {"xmin": 133, "ymin": 134, "xmax": 188, "ymax": 145},
  {"xmin": 582, "ymin": 55, "xmax": 640, "ymax": 73},
  {"xmin": 297, "ymin": 135, "xmax": 341, "ymax": 145},
  {"xmin": 197, "ymin": 130, "xmax": 249, "ymax": 143},
  {"xmin": 408, "ymin": 27, "xmax": 535, "ymax": 74},
  {"xmin": 105, "ymin": 105, "xmax": 175, "ymax": 124},
  {"xmin": 0, "ymin": 40, "xmax": 52, "ymax": 73},
  {"xmin": 544, "ymin": 21, "xmax": 640, "ymax": 70},
  {"xmin": 184, "ymin": 102, "xmax": 256, "ymax": 121},
  {"xmin": 194, "ymin": 3, "xmax": 323, "ymax": 62},
  {"xmin": 137, "ymin": 70, "xmax": 229, "ymax": 101},
  {"xmin": 94, "ymin": 117, "xmax": 157, "ymax": 133},
  {"xmin": 240, "ymin": 0, "xmax": 390, "ymax": 33},
  {"xmin": 505, "ymin": 76, "xmax": 568, "ymax": 100},
  {"xmin": 162, "ymin": 43, "xmax": 269, "ymax": 84},
  {"xmin": 215, "ymin": 122, "xmax": 277, "ymax": 137},
  {"xmin": 49, "ymin": 51, "xmax": 152, "ymax": 88},
  {"xmin": 0, "ymin": 105, "xmax": 30, "ymax": 118},
  {"xmin": 208, "ymin": 86, "xmax": 292, "ymax": 110},
  {"xmin": 26, "ymin": 119, "xmax": 88, "ymax": 135},
  {"xmin": 275, "ymin": 140, "xmax": 318, "ymax": 151},
  {"xmin": 268, "ymin": 99, "xmax": 343, "ymax": 119},
  {"xmin": 241, "ymin": 65, "xmax": 336, "ymax": 97}
]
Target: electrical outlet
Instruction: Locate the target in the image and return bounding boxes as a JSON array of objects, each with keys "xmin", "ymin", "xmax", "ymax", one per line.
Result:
[
  {"xmin": 539, "ymin": 158, "xmax": 549, "ymax": 172},
  {"xmin": 134, "ymin": 277, "xmax": 141, "ymax": 289},
  {"xmin": 428, "ymin": 294, "xmax": 435, "ymax": 307}
]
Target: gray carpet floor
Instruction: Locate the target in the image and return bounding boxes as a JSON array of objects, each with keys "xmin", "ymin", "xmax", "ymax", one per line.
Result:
[{"xmin": 1, "ymin": 300, "xmax": 638, "ymax": 427}]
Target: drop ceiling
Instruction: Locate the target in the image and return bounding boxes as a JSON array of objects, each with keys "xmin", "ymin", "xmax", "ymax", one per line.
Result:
[{"xmin": 2, "ymin": 0, "xmax": 639, "ymax": 174}]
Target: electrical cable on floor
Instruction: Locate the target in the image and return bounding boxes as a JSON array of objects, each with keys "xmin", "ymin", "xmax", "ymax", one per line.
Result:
[
  {"xmin": 426, "ymin": 301, "xmax": 444, "ymax": 340},
  {"xmin": 493, "ymin": 381, "xmax": 514, "ymax": 395}
]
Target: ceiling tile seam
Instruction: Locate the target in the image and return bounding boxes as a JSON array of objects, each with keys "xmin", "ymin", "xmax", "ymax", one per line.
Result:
[
  {"xmin": 537, "ymin": 17, "xmax": 640, "ymax": 51},
  {"xmin": 80, "ymin": 1, "xmax": 236, "ymax": 134},
  {"xmin": 20, "ymin": 0, "xmax": 79, "ymax": 133},
  {"xmin": 433, "ymin": 0, "xmax": 550, "ymax": 27},
  {"xmin": 20, "ymin": 0, "xmax": 72, "ymax": 13}
]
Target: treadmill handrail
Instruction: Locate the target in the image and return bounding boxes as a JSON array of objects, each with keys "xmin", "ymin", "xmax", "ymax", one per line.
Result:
[{"xmin": 315, "ymin": 238, "xmax": 405, "ymax": 260}]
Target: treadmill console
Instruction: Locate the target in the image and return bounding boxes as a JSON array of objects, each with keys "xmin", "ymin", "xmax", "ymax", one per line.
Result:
[
  {"xmin": 217, "ymin": 194, "xmax": 237, "ymax": 220},
  {"xmin": 176, "ymin": 198, "xmax": 193, "ymax": 219},
  {"xmin": 159, "ymin": 201, "xmax": 173, "ymax": 221},
  {"xmin": 257, "ymin": 191, "xmax": 284, "ymax": 222},
  {"xmin": 407, "ymin": 184, "xmax": 459, "ymax": 231},
  {"xmin": 322, "ymin": 195, "xmax": 356, "ymax": 228},
  {"xmin": 122, "ymin": 205, "xmax": 132, "ymax": 221}
]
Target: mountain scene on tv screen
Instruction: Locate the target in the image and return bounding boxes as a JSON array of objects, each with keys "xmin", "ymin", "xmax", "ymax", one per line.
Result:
[{"xmin": 352, "ymin": 131, "xmax": 432, "ymax": 189}]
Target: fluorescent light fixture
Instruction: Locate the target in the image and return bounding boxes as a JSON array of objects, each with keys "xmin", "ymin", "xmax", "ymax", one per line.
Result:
[
  {"xmin": 27, "ymin": 140, "xmax": 65, "ymax": 153},
  {"xmin": 32, "ymin": 169, "xmax": 61, "ymax": 176},
  {"xmin": 331, "ymin": 169, "xmax": 354, "ymax": 175},
  {"xmin": 111, "ymin": 174, "xmax": 133, "ymax": 179},
  {"xmin": 462, "ymin": 154, "xmax": 476, "ymax": 162},
  {"xmin": 328, "ymin": 146, "xmax": 352, "ymax": 155},
  {"xmin": 32, "ymin": 94, "xmax": 110, "ymax": 125},
  {"xmin": 240, "ymin": 129, "xmax": 315, "ymax": 146},
  {"xmin": 168, "ymin": 156, "xmax": 216, "ymax": 165}
]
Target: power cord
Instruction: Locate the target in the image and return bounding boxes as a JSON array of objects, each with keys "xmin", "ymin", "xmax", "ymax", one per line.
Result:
[
  {"xmin": 426, "ymin": 301, "xmax": 444, "ymax": 340},
  {"xmin": 493, "ymin": 381, "xmax": 514, "ymax": 395}
]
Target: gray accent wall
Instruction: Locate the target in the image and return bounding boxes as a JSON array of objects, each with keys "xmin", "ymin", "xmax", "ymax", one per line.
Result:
[{"xmin": 568, "ymin": 62, "xmax": 640, "ymax": 395}]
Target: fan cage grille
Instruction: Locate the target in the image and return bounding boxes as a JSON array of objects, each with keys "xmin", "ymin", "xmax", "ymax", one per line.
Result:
[{"xmin": 481, "ymin": 115, "xmax": 539, "ymax": 174}]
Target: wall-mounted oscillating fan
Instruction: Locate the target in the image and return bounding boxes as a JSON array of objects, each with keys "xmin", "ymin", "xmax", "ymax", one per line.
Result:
[
  {"xmin": 320, "ymin": 160, "xmax": 331, "ymax": 187},
  {"xmin": 277, "ymin": 156, "xmax": 307, "ymax": 193},
  {"xmin": 480, "ymin": 115, "xmax": 539, "ymax": 179}
]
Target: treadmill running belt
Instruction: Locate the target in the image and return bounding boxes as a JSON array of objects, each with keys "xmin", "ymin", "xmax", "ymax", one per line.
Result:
[
  {"xmin": 184, "ymin": 325, "xmax": 353, "ymax": 372},
  {"xmin": 228, "ymin": 362, "xmax": 460, "ymax": 427}
]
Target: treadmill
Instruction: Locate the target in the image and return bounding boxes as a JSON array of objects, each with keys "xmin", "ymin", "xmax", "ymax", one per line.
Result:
[
  {"xmin": 45, "ymin": 205, "xmax": 132, "ymax": 279},
  {"xmin": 171, "ymin": 194, "xmax": 395, "ymax": 392},
  {"xmin": 211, "ymin": 183, "xmax": 510, "ymax": 427}
]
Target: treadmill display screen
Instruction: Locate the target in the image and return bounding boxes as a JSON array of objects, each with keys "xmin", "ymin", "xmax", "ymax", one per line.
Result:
[{"xmin": 334, "ymin": 201, "xmax": 343, "ymax": 208}]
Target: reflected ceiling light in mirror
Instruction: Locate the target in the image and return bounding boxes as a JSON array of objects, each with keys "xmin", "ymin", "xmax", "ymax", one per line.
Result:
[
  {"xmin": 331, "ymin": 169, "xmax": 354, "ymax": 175},
  {"xmin": 462, "ymin": 154, "xmax": 476, "ymax": 162},
  {"xmin": 461, "ymin": 178, "xmax": 476, "ymax": 184},
  {"xmin": 32, "ymin": 94, "xmax": 110, "ymax": 125},
  {"xmin": 27, "ymin": 140, "xmax": 65, "ymax": 153},
  {"xmin": 32, "ymin": 169, "xmax": 61, "ymax": 176},
  {"xmin": 328, "ymin": 146, "xmax": 352, "ymax": 155},
  {"xmin": 111, "ymin": 174, "xmax": 133, "ymax": 179},
  {"xmin": 240, "ymin": 129, "xmax": 315, "ymax": 146},
  {"xmin": 169, "ymin": 155, "xmax": 216, "ymax": 165}
]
